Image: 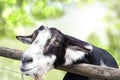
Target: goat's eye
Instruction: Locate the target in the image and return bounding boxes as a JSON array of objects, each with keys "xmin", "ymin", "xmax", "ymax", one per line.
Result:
[{"xmin": 54, "ymin": 40, "xmax": 59, "ymax": 46}]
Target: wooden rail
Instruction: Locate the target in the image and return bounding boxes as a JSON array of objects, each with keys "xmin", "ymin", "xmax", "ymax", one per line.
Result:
[{"xmin": 0, "ymin": 46, "xmax": 120, "ymax": 80}]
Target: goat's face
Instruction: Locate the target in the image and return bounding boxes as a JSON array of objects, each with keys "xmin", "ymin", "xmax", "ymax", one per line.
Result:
[
  {"xmin": 16, "ymin": 26, "xmax": 66, "ymax": 77},
  {"xmin": 16, "ymin": 26, "xmax": 93, "ymax": 78}
]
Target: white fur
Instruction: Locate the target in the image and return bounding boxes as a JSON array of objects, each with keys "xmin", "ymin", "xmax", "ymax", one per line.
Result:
[
  {"xmin": 21, "ymin": 28, "xmax": 56, "ymax": 76},
  {"xmin": 85, "ymin": 45, "xmax": 93, "ymax": 52},
  {"xmin": 64, "ymin": 47, "xmax": 86, "ymax": 65},
  {"xmin": 100, "ymin": 60, "xmax": 107, "ymax": 67},
  {"xmin": 21, "ymin": 55, "xmax": 56, "ymax": 76}
]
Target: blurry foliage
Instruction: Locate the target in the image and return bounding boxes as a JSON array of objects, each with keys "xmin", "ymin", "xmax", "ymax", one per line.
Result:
[
  {"xmin": 31, "ymin": 0, "xmax": 63, "ymax": 20},
  {"xmin": 0, "ymin": 0, "xmax": 63, "ymax": 39},
  {"xmin": 0, "ymin": 0, "xmax": 120, "ymax": 80},
  {"xmin": 86, "ymin": 0, "xmax": 120, "ymax": 66},
  {"xmin": 0, "ymin": 0, "xmax": 120, "ymax": 39},
  {"xmin": 87, "ymin": 33, "xmax": 103, "ymax": 47},
  {"xmin": 100, "ymin": 0, "xmax": 120, "ymax": 18},
  {"xmin": 107, "ymin": 27, "xmax": 120, "ymax": 66}
]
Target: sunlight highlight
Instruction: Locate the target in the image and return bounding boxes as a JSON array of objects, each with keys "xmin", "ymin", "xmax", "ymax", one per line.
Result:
[{"xmin": 73, "ymin": 3, "xmax": 107, "ymax": 41}]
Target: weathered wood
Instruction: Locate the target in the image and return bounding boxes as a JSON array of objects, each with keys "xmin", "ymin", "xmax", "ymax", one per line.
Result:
[
  {"xmin": 0, "ymin": 46, "xmax": 23, "ymax": 60},
  {"xmin": 0, "ymin": 46, "xmax": 120, "ymax": 80},
  {"xmin": 57, "ymin": 64, "xmax": 120, "ymax": 80}
]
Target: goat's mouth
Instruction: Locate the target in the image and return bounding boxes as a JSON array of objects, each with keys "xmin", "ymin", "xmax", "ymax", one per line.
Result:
[
  {"xmin": 20, "ymin": 66, "xmax": 45, "ymax": 80},
  {"xmin": 21, "ymin": 66, "xmax": 37, "ymax": 72},
  {"xmin": 20, "ymin": 65, "xmax": 38, "ymax": 76}
]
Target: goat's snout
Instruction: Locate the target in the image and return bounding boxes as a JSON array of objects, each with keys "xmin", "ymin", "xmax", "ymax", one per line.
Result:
[{"xmin": 21, "ymin": 55, "xmax": 33, "ymax": 64}]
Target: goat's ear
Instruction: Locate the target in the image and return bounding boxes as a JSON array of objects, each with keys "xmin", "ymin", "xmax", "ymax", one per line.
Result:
[
  {"xmin": 65, "ymin": 35, "xmax": 93, "ymax": 53},
  {"xmin": 68, "ymin": 45, "xmax": 93, "ymax": 53},
  {"xmin": 16, "ymin": 35, "xmax": 32, "ymax": 44},
  {"xmin": 16, "ymin": 29, "xmax": 39, "ymax": 44}
]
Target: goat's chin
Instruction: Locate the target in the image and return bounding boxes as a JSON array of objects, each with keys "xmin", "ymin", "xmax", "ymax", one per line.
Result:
[
  {"xmin": 21, "ymin": 68, "xmax": 50, "ymax": 80},
  {"xmin": 21, "ymin": 65, "xmax": 54, "ymax": 80},
  {"xmin": 21, "ymin": 68, "xmax": 38, "ymax": 77},
  {"xmin": 22, "ymin": 70, "xmax": 45, "ymax": 80},
  {"xmin": 34, "ymin": 73, "xmax": 44, "ymax": 80}
]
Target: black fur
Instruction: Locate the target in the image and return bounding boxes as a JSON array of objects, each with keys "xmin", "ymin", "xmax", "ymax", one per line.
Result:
[{"xmin": 47, "ymin": 28, "xmax": 119, "ymax": 80}]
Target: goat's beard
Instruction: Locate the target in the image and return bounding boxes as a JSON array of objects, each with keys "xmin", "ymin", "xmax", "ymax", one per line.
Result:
[
  {"xmin": 34, "ymin": 73, "xmax": 43, "ymax": 80},
  {"xmin": 32, "ymin": 66, "xmax": 54, "ymax": 80}
]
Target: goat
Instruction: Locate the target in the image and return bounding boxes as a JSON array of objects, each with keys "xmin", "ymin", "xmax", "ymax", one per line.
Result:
[{"xmin": 16, "ymin": 26, "xmax": 118, "ymax": 80}]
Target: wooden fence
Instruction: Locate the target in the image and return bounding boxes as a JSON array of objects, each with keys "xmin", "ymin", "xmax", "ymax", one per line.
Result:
[{"xmin": 0, "ymin": 46, "xmax": 120, "ymax": 80}]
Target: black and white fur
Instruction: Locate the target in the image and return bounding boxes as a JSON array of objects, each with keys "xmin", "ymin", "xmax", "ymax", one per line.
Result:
[{"xmin": 16, "ymin": 26, "xmax": 118, "ymax": 80}]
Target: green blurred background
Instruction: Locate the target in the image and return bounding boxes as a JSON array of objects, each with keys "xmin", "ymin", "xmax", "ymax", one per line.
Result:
[{"xmin": 0, "ymin": 0, "xmax": 120, "ymax": 80}]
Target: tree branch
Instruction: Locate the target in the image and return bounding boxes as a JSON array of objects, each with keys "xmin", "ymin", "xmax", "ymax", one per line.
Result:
[{"xmin": 0, "ymin": 46, "xmax": 120, "ymax": 80}]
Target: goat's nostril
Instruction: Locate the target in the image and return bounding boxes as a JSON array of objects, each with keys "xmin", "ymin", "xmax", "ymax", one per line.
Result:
[{"xmin": 22, "ymin": 56, "xmax": 33, "ymax": 64}]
